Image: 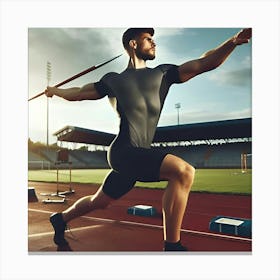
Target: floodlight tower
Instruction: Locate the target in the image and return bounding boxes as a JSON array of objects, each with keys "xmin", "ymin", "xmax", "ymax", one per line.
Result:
[
  {"xmin": 175, "ymin": 103, "xmax": 181, "ymax": 125},
  {"xmin": 46, "ymin": 61, "xmax": 51, "ymax": 147}
]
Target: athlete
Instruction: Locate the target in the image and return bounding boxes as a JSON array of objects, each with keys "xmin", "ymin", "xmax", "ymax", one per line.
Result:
[{"xmin": 45, "ymin": 28, "xmax": 252, "ymax": 251}]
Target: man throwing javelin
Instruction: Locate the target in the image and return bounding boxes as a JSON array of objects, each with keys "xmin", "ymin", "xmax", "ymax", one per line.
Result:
[{"xmin": 45, "ymin": 28, "xmax": 252, "ymax": 251}]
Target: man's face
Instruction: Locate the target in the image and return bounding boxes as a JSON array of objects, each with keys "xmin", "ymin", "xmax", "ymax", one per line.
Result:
[{"xmin": 134, "ymin": 32, "xmax": 156, "ymax": 61}]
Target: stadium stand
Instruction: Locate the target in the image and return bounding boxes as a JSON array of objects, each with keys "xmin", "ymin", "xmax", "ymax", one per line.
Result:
[
  {"xmin": 28, "ymin": 151, "xmax": 46, "ymax": 162},
  {"xmin": 154, "ymin": 142, "xmax": 251, "ymax": 169},
  {"xmin": 28, "ymin": 148, "xmax": 109, "ymax": 169},
  {"xmin": 28, "ymin": 118, "xmax": 252, "ymax": 170},
  {"xmin": 28, "ymin": 151, "xmax": 51, "ymax": 170},
  {"xmin": 69, "ymin": 150, "xmax": 109, "ymax": 168}
]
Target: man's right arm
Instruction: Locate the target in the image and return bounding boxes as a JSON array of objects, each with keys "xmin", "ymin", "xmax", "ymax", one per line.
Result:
[{"xmin": 45, "ymin": 83, "xmax": 104, "ymax": 101}]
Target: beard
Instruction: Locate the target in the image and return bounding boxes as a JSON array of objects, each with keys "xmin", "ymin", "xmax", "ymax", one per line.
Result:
[{"xmin": 135, "ymin": 48, "xmax": 155, "ymax": 61}]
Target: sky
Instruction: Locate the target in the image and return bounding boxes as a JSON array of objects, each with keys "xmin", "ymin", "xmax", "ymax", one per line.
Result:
[{"xmin": 28, "ymin": 27, "xmax": 252, "ymax": 144}]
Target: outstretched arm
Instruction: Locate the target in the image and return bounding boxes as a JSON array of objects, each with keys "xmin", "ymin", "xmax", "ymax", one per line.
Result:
[
  {"xmin": 45, "ymin": 83, "xmax": 103, "ymax": 101},
  {"xmin": 178, "ymin": 28, "xmax": 252, "ymax": 83}
]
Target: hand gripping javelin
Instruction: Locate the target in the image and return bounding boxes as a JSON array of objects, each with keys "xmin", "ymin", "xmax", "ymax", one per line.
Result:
[{"xmin": 28, "ymin": 54, "xmax": 123, "ymax": 102}]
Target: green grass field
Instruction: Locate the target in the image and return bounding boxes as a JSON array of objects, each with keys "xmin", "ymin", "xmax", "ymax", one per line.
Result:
[{"xmin": 28, "ymin": 168, "xmax": 252, "ymax": 195}]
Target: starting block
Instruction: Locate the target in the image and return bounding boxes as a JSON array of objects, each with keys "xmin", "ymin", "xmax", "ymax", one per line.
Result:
[
  {"xmin": 127, "ymin": 205, "xmax": 157, "ymax": 217},
  {"xmin": 209, "ymin": 216, "xmax": 252, "ymax": 238},
  {"xmin": 28, "ymin": 186, "xmax": 38, "ymax": 202}
]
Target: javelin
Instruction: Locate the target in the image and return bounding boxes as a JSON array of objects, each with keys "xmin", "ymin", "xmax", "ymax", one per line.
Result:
[{"xmin": 28, "ymin": 53, "xmax": 123, "ymax": 102}]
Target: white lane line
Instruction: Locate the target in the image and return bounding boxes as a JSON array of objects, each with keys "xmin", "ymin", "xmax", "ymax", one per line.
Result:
[
  {"xmin": 29, "ymin": 208, "xmax": 53, "ymax": 214},
  {"xmin": 28, "ymin": 208, "xmax": 252, "ymax": 242},
  {"xmin": 82, "ymin": 215, "xmax": 252, "ymax": 242}
]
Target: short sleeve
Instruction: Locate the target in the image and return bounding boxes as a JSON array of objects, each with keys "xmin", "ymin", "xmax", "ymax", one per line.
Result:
[
  {"xmin": 158, "ymin": 64, "xmax": 181, "ymax": 86},
  {"xmin": 165, "ymin": 65, "xmax": 181, "ymax": 84},
  {"xmin": 94, "ymin": 80, "xmax": 110, "ymax": 98},
  {"xmin": 94, "ymin": 73, "xmax": 115, "ymax": 98}
]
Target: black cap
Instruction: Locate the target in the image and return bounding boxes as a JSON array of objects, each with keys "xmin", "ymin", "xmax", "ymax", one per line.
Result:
[{"xmin": 122, "ymin": 28, "xmax": 154, "ymax": 50}]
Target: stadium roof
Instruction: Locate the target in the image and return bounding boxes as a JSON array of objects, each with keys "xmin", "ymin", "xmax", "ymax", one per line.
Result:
[
  {"xmin": 53, "ymin": 126, "xmax": 115, "ymax": 146},
  {"xmin": 53, "ymin": 118, "xmax": 252, "ymax": 146}
]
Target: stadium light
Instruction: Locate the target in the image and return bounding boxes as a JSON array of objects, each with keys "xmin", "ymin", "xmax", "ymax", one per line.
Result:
[
  {"xmin": 175, "ymin": 103, "xmax": 181, "ymax": 125},
  {"xmin": 46, "ymin": 61, "xmax": 51, "ymax": 147}
]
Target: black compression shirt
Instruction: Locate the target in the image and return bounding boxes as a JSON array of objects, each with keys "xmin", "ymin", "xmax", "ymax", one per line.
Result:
[{"xmin": 95, "ymin": 64, "xmax": 181, "ymax": 149}]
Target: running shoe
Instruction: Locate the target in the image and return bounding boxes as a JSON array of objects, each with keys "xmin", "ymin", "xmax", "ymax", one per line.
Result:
[
  {"xmin": 49, "ymin": 213, "xmax": 68, "ymax": 246},
  {"xmin": 164, "ymin": 240, "xmax": 188, "ymax": 251}
]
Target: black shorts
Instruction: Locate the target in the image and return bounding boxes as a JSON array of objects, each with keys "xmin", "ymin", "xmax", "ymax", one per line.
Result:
[{"xmin": 102, "ymin": 145, "xmax": 168, "ymax": 199}]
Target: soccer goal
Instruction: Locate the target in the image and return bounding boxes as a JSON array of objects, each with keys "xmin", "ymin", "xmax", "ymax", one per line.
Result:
[
  {"xmin": 28, "ymin": 160, "xmax": 51, "ymax": 170},
  {"xmin": 241, "ymin": 153, "xmax": 252, "ymax": 173}
]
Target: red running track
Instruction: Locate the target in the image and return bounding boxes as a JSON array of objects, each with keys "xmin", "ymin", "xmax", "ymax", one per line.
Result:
[{"xmin": 28, "ymin": 182, "xmax": 252, "ymax": 252}]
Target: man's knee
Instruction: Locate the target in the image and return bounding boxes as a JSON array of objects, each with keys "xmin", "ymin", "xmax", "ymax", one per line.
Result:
[
  {"xmin": 160, "ymin": 155, "xmax": 195, "ymax": 189},
  {"xmin": 175, "ymin": 162, "xmax": 195, "ymax": 188}
]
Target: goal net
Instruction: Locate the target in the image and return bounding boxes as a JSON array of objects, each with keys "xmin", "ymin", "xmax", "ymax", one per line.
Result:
[{"xmin": 241, "ymin": 153, "xmax": 252, "ymax": 173}]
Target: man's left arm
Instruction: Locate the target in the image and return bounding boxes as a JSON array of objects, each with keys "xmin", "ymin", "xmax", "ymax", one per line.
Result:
[{"xmin": 178, "ymin": 28, "xmax": 252, "ymax": 83}]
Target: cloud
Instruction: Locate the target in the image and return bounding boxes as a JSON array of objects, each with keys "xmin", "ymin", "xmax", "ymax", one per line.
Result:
[
  {"xmin": 241, "ymin": 55, "xmax": 251, "ymax": 68},
  {"xmin": 29, "ymin": 28, "xmax": 117, "ymax": 74},
  {"xmin": 208, "ymin": 68, "xmax": 252, "ymax": 87},
  {"xmin": 28, "ymin": 28, "xmax": 127, "ymax": 97}
]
